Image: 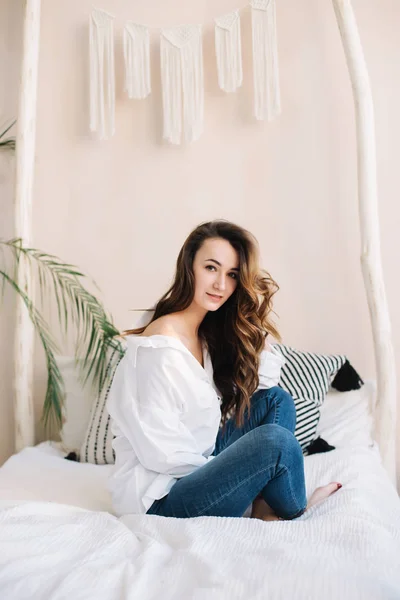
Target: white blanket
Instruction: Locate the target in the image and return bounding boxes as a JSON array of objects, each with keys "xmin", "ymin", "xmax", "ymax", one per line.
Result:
[{"xmin": 0, "ymin": 443, "xmax": 400, "ymax": 600}]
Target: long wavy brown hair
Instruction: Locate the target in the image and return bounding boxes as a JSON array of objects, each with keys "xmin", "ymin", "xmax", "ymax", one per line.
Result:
[{"xmin": 123, "ymin": 220, "xmax": 281, "ymax": 427}]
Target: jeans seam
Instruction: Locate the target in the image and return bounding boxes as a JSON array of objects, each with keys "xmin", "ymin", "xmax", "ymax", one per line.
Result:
[
  {"xmin": 273, "ymin": 400, "xmax": 279, "ymax": 424},
  {"xmin": 278, "ymin": 464, "xmax": 306, "ymax": 518},
  {"xmin": 196, "ymin": 463, "xmax": 277, "ymax": 517}
]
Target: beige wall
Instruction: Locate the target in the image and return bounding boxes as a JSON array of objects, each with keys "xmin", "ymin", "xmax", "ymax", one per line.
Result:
[{"xmin": 2, "ymin": 1, "xmax": 399, "ymax": 486}]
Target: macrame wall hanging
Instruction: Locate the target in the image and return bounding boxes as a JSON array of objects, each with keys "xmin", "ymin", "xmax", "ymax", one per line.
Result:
[
  {"xmin": 89, "ymin": 1, "xmax": 280, "ymax": 145},
  {"xmin": 89, "ymin": 8, "xmax": 115, "ymax": 140},
  {"xmin": 160, "ymin": 26, "xmax": 204, "ymax": 145},
  {"xmin": 251, "ymin": 0, "xmax": 281, "ymax": 120},
  {"xmin": 214, "ymin": 10, "xmax": 243, "ymax": 93},
  {"xmin": 123, "ymin": 23, "xmax": 151, "ymax": 100}
]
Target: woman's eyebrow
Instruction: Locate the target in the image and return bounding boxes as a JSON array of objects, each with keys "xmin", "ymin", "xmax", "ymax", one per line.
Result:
[{"xmin": 205, "ymin": 258, "xmax": 239, "ymax": 272}]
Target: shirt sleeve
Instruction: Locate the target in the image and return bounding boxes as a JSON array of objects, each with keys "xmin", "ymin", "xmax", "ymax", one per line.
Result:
[
  {"xmin": 107, "ymin": 344, "xmax": 213, "ymax": 477},
  {"xmin": 256, "ymin": 345, "xmax": 286, "ymax": 390}
]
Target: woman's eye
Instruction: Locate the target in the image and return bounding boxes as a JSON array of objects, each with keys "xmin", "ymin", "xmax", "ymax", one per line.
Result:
[{"xmin": 206, "ymin": 265, "xmax": 237, "ymax": 280}]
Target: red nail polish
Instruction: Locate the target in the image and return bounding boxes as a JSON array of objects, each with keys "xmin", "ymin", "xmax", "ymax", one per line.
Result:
[{"xmin": 337, "ymin": 483, "xmax": 342, "ymax": 489}]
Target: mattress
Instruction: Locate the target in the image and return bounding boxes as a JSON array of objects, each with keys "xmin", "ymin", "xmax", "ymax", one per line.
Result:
[
  {"xmin": 0, "ymin": 440, "xmax": 399, "ymax": 599},
  {"xmin": 0, "ymin": 441, "xmax": 113, "ymax": 513}
]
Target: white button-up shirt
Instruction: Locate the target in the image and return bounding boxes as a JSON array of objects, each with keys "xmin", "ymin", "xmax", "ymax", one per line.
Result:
[{"xmin": 107, "ymin": 335, "xmax": 285, "ymax": 517}]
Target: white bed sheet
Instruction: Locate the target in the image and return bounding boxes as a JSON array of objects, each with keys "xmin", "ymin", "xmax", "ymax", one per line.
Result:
[
  {"xmin": 0, "ymin": 440, "xmax": 400, "ymax": 599},
  {"xmin": 0, "ymin": 441, "xmax": 113, "ymax": 513}
]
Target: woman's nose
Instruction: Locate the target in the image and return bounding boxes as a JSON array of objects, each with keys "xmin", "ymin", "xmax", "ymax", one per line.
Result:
[{"xmin": 215, "ymin": 274, "xmax": 226, "ymax": 290}]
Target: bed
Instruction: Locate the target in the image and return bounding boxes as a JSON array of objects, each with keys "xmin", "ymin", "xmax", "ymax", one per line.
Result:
[
  {"xmin": 5, "ymin": 0, "xmax": 399, "ymax": 598},
  {"xmin": 1, "ymin": 382, "xmax": 400, "ymax": 599}
]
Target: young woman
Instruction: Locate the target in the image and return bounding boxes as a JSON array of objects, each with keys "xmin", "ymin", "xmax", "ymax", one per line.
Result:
[{"xmin": 107, "ymin": 220, "xmax": 342, "ymax": 520}]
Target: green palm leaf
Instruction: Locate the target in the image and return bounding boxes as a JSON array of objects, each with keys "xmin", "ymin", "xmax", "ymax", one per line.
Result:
[
  {"xmin": 0, "ymin": 120, "xmax": 16, "ymax": 151},
  {"xmin": 1, "ymin": 238, "xmax": 125, "ymax": 434}
]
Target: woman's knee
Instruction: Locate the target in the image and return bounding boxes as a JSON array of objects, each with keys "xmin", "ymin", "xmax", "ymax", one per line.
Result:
[
  {"xmin": 253, "ymin": 386, "xmax": 297, "ymax": 429},
  {"xmin": 253, "ymin": 386, "xmax": 293, "ymax": 406},
  {"xmin": 265, "ymin": 386, "xmax": 294, "ymax": 406},
  {"xmin": 251, "ymin": 424, "xmax": 303, "ymax": 468}
]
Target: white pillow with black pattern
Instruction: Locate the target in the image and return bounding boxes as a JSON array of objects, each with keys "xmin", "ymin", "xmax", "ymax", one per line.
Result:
[
  {"xmin": 80, "ymin": 313, "xmax": 151, "ymax": 465},
  {"xmin": 80, "ymin": 346, "xmax": 126, "ymax": 465},
  {"xmin": 272, "ymin": 344, "xmax": 346, "ymax": 452}
]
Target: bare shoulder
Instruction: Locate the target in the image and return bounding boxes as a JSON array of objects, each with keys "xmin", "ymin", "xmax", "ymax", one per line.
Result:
[{"xmin": 140, "ymin": 315, "xmax": 181, "ymax": 340}]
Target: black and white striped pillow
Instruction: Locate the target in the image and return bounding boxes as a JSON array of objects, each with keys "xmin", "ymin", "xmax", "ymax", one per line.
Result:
[
  {"xmin": 291, "ymin": 397, "xmax": 321, "ymax": 452},
  {"xmin": 273, "ymin": 344, "xmax": 346, "ymax": 452}
]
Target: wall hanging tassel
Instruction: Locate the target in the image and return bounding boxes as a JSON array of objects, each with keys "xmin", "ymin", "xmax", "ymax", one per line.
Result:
[
  {"xmin": 123, "ymin": 22, "xmax": 151, "ymax": 99},
  {"xmin": 160, "ymin": 25, "xmax": 204, "ymax": 145},
  {"xmin": 251, "ymin": 0, "xmax": 281, "ymax": 121},
  {"xmin": 214, "ymin": 10, "xmax": 243, "ymax": 93},
  {"xmin": 89, "ymin": 8, "xmax": 116, "ymax": 139}
]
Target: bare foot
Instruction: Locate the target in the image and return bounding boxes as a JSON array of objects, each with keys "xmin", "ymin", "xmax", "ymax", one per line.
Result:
[
  {"xmin": 306, "ymin": 482, "xmax": 342, "ymax": 510},
  {"xmin": 250, "ymin": 482, "xmax": 342, "ymax": 522}
]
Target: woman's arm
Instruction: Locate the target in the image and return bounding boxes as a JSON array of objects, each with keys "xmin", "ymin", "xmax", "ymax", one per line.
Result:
[
  {"xmin": 107, "ymin": 345, "xmax": 214, "ymax": 477},
  {"xmin": 257, "ymin": 336, "xmax": 285, "ymax": 389}
]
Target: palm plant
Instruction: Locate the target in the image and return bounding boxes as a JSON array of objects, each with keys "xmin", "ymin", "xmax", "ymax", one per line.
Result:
[
  {"xmin": 0, "ymin": 120, "xmax": 16, "ymax": 150},
  {"xmin": 1, "ymin": 120, "xmax": 124, "ymax": 435},
  {"xmin": 1, "ymin": 239, "xmax": 125, "ymax": 435}
]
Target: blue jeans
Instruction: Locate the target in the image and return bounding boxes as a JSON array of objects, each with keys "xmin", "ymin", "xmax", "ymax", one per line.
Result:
[{"xmin": 146, "ymin": 387, "xmax": 307, "ymax": 520}]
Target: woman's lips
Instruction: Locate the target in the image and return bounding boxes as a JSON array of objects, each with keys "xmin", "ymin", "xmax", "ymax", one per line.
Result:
[{"xmin": 207, "ymin": 293, "xmax": 222, "ymax": 301}]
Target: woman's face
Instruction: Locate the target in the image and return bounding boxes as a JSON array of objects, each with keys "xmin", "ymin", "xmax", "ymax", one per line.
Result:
[{"xmin": 192, "ymin": 237, "xmax": 239, "ymax": 311}]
